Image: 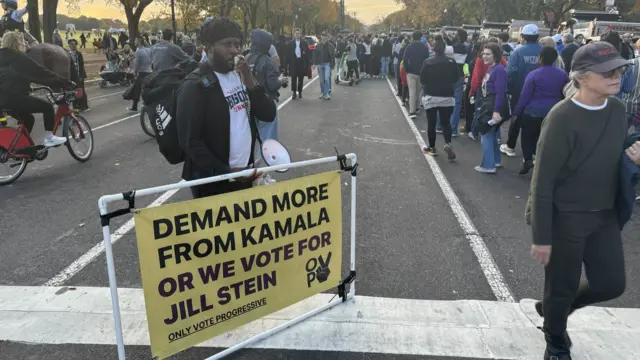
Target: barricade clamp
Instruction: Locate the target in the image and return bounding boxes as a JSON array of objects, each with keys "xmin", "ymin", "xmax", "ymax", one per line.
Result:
[
  {"xmin": 337, "ymin": 270, "xmax": 356, "ymax": 302},
  {"xmin": 334, "ymin": 147, "xmax": 358, "ymax": 176},
  {"xmin": 100, "ymin": 191, "xmax": 136, "ymax": 226}
]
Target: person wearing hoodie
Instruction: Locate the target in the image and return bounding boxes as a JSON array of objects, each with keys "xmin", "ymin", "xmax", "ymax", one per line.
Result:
[
  {"xmin": 501, "ymin": 24, "xmax": 542, "ymax": 158},
  {"xmin": 0, "ymin": 31, "xmax": 73, "ymax": 147},
  {"xmin": 247, "ymin": 28, "xmax": 287, "ymax": 184}
]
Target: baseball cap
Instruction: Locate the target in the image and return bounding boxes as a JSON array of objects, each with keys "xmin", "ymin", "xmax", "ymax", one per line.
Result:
[
  {"xmin": 521, "ymin": 24, "xmax": 538, "ymax": 36},
  {"xmin": 571, "ymin": 41, "xmax": 629, "ymax": 73},
  {"xmin": 553, "ymin": 34, "xmax": 563, "ymax": 43}
]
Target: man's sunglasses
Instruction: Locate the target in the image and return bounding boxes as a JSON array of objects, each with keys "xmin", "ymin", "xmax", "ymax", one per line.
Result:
[{"xmin": 600, "ymin": 65, "xmax": 628, "ymax": 78}]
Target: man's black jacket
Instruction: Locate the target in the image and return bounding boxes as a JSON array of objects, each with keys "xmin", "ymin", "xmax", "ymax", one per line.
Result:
[
  {"xmin": 286, "ymin": 39, "xmax": 309, "ymax": 74},
  {"xmin": 176, "ymin": 63, "xmax": 276, "ymax": 182}
]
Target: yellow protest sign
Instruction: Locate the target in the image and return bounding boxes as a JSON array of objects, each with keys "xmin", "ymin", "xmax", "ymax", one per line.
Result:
[{"xmin": 134, "ymin": 171, "xmax": 342, "ymax": 360}]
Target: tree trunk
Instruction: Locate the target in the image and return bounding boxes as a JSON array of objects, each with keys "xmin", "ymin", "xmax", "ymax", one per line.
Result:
[
  {"xmin": 125, "ymin": 8, "xmax": 141, "ymax": 42},
  {"xmin": 42, "ymin": 0, "xmax": 58, "ymax": 44},
  {"xmin": 26, "ymin": 0, "xmax": 42, "ymax": 43},
  {"xmin": 243, "ymin": 11, "xmax": 249, "ymax": 42},
  {"xmin": 250, "ymin": 4, "xmax": 258, "ymax": 28}
]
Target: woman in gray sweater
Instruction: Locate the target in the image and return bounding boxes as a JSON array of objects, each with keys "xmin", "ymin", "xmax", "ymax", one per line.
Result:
[{"xmin": 526, "ymin": 41, "xmax": 640, "ymax": 360}]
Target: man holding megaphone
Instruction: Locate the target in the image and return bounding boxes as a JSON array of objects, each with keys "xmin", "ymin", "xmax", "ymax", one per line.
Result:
[{"xmin": 175, "ymin": 17, "xmax": 276, "ymax": 199}]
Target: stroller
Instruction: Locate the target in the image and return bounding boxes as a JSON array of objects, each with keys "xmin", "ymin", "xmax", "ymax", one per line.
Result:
[
  {"xmin": 98, "ymin": 52, "xmax": 134, "ymax": 88},
  {"xmin": 334, "ymin": 52, "xmax": 358, "ymax": 86}
]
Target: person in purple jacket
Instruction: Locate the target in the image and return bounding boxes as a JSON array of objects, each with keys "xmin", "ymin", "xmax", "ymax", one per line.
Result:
[
  {"xmin": 475, "ymin": 42, "xmax": 509, "ymax": 174},
  {"xmin": 512, "ymin": 47, "xmax": 569, "ymax": 175}
]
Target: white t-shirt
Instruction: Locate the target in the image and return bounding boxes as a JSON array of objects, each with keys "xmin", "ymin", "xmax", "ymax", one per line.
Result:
[
  {"xmin": 215, "ymin": 71, "xmax": 252, "ymax": 169},
  {"xmin": 363, "ymin": 43, "xmax": 371, "ymax": 55},
  {"xmin": 295, "ymin": 40, "xmax": 302, "ymax": 58}
]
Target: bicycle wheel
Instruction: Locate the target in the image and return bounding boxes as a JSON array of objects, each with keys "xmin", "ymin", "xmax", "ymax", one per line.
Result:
[
  {"xmin": 140, "ymin": 107, "xmax": 155, "ymax": 138},
  {"xmin": 63, "ymin": 115, "xmax": 94, "ymax": 162},
  {"xmin": 0, "ymin": 147, "xmax": 28, "ymax": 186}
]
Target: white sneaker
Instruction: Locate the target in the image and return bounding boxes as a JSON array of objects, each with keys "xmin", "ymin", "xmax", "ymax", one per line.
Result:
[
  {"xmin": 43, "ymin": 135, "xmax": 67, "ymax": 147},
  {"xmin": 474, "ymin": 166, "xmax": 496, "ymax": 174},
  {"xmin": 500, "ymin": 144, "xmax": 516, "ymax": 157},
  {"xmin": 468, "ymin": 133, "xmax": 477, "ymax": 140}
]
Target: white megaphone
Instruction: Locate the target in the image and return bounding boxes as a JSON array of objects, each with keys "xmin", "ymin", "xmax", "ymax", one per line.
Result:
[{"xmin": 261, "ymin": 139, "xmax": 291, "ymax": 172}]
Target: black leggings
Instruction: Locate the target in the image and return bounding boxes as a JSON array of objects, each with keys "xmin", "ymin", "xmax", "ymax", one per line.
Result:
[
  {"xmin": 520, "ymin": 114, "xmax": 543, "ymax": 162},
  {"xmin": 6, "ymin": 96, "xmax": 55, "ymax": 133},
  {"xmin": 346, "ymin": 60, "xmax": 359, "ymax": 80},
  {"xmin": 361, "ymin": 54, "xmax": 372, "ymax": 74},
  {"xmin": 543, "ymin": 209, "xmax": 625, "ymax": 338},
  {"xmin": 426, "ymin": 106, "xmax": 454, "ymax": 148}
]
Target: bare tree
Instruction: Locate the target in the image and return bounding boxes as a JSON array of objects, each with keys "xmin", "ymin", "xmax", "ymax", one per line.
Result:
[{"xmin": 66, "ymin": 0, "xmax": 161, "ymax": 41}]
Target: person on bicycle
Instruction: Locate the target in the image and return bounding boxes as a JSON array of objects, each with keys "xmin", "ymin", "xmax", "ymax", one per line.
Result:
[{"xmin": 0, "ymin": 32, "xmax": 73, "ymax": 147}]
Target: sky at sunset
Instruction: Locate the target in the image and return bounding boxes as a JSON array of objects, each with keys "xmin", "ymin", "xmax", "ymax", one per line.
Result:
[{"xmin": 56, "ymin": 0, "xmax": 402, "ymax": 25}]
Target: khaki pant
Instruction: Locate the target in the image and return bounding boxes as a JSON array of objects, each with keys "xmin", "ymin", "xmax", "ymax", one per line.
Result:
[{"xmin": 406, "ymin": 73, "xmax": 421, "ymax": 114}]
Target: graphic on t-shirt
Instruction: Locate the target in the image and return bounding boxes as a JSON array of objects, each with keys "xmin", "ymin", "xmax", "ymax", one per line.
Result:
[{"xmin": 224, "ymin": 85, "xmax": 249, "ymax": 113}]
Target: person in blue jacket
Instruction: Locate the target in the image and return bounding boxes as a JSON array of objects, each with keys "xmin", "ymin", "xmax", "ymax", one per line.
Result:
[{"xmin": 501, "ymin": 24, "xmax": 542, "ymax": 158}]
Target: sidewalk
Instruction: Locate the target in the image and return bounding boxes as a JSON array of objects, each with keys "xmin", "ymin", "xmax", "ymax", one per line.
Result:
[{"xmin": 1, "ymin": 286, "xmax": 638, "ymax": 359}]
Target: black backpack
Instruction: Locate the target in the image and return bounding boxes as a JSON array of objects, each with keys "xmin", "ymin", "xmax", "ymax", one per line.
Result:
[{"xmin": 141, "ymin": 60, "xmax": 200, "ymax": 164}]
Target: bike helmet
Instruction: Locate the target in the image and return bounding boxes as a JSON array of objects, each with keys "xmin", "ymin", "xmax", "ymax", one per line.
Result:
[{"xmin": 1, "ymin": 0, "xmax": 18, "ymax": 5}]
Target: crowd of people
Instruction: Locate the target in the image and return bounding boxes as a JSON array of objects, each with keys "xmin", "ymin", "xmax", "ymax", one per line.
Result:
[
  {"xmin": 6, "ymin": 4, "xmax": 640, "ymax": 357},
  {"xmin": 385, "ymin": 23, "xmax": 640, "ymax": 360}
]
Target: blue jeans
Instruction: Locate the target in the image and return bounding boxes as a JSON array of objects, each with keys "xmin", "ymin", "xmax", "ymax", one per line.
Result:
[
  {"xmin": 480, "ymin": 129, "xmax": 501, "ymax": 169},
  {"xmin": 450, "ymin": 78, "xmax": 464, "ymax": 134},
  {"xmin": 380, "ymin": 56, "xmax": 390, "ymax": 76},
  {"xmin": 257, "ymin": 100, "xmax": 279, "ymax": 159},
  {"xmin": 317, "ymin": 63, "xmax": 331, "ymax": 96}
]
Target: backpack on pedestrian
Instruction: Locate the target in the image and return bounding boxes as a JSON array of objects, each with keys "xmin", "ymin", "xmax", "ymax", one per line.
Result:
[{"xmin": 141, "ymin": 59, "xmax": 200, "ymax": 164}]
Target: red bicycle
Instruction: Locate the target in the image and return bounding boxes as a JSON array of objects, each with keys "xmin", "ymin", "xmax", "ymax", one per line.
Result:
[{"xmin": 0, "ymin": 86, "xmax": 94, "ymax": 185}]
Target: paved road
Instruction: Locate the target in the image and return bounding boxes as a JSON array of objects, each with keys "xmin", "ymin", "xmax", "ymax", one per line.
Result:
[{"xmin": 1, "ymin": 75, "xmax": 639, "ymax": 360}]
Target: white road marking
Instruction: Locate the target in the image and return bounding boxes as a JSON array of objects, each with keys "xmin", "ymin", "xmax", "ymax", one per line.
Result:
[
  {"xmin": 42, "ymin": 188, "xmax": 180, "ymax": 287},
  {"xmin": 385, "ymin": 77, "xmax": 515, "ymax": 302},
  {"xmin": 91, "ymin": 113, "xmax": 139, "ymax": 131},
  {"xmin": 43, "ymin": 75, "xmax": 320, "ymax": 286},
  {"xmin": 2, "ymin": 286, "xmax": 639, "ymax": 358},
  {"xmin": 88, "ymin": 91, "xmax": 124, "ymax": 101}
]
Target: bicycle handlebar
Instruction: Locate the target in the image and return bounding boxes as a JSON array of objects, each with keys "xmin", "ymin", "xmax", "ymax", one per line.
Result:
[
  {"xmin": 30, "ymin": 86, "xmax": 55, "ymax": 98},
  {"xmin": 30, "ymin": 85, "xmax": 78, "ymax": 103}
]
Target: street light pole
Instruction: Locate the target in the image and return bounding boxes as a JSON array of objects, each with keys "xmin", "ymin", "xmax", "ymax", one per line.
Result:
[
  {"xmin": 170, "ymin": 0, "xmax": 177, "ymax": 43},
  {"xmin": 340, "ymin": 0, "xmax": 345, "ymax": 29}
]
